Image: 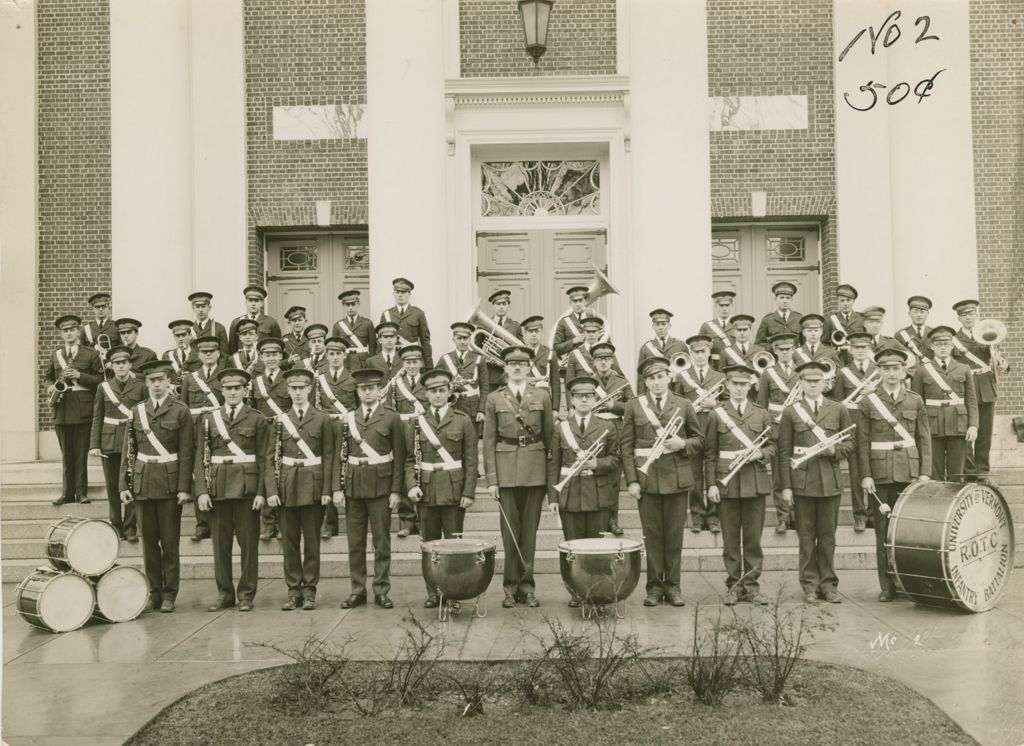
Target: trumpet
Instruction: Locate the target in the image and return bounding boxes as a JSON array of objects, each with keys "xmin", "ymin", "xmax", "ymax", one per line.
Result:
[
  {"xmin": 841, "ymin": 369, "xmax": 881, "ymax": 407},
  {"xmin": 468, "ymin": 304, "xmax": 522, "ymax": 367},
  {"xmin": 751, "ymin": 350, "xmax": 776, "ymax": 373},
  {"xmin": 974, "ymin": 319, "xmax": 1009, "ymax": 372},
  {"xmin": 791, "ymin": 425, "xmax": 856, "ymax": 468},
  {"xmin": 638, "ymin": 407, "xmax": 683, "ymax": 475},
  {"xmin": 720, "ymin": 427, "xmax": 772, "ymax": 487},
  {"xmin": 692, "ymin": 379, "xmax": 725, "ymax": 410},
  {"xmin": 593, "ymin": 382, "xmax": 629, "ymax": 411},
  {"xmin": 670, "ymin": 351, "xmax": 692, "ymax": 374},
  {"xmin": 554, "ymin": 430, "xmax": 609, "ymax": 492}
]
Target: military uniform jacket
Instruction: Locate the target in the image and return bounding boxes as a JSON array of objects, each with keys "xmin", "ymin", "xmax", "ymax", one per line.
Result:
[
  {"xmin": 127, "ymin": 345, "xmax": 158, "ymax": 374},
  {"xmin": 552, "ymin": 310, "xmax": 598, "ymax": 359},
  {"xmin": 699, "ymin": 320, "xmax": 734, "ymax": 368},
  {"xmin": 250, "ymin": 370, "xmax": 291, "ymax": 419},
  {"xmin": 869, "ymin": 334, "xmax": 905, "ymax": 356},
  {"xmin": 484, "ymin": 317, "xmax": 523, "ymax": 388},
  {"xmin": 230, "ymin": 347, "xmax": 265, "ymax": 376},
  {"xmin": 162, "ymin": 347, "xmax": 201, "ymax": 383},
  {"xmin": 547, "ymin": 416, "xmax": 621, "ymax": 512},
  {"xmin": 829, "ymin": 361, "xmax": 878, "ymax": 409},
  {"xmin": 380, "ymin": 306, "xmax": 432, "ymax": 366},
  {"xmin": 637, "ymin": 336, "xmax": 688, "ymax": 393},
  {"xmin": 670, "ymin": 367, "xmax": 726, "ymax": 424},
  {"xmin": 91, "ymin": 376, "xmax": 147, "ymax": 453},
  {"xmin": 265, "ymin": 407, "xmax": 334, "ymax": 506},
  {"xmin": 822, "ymin": 311, "xmax": 865, "ymax": 346},
  {"xmin": 332, "ymin": 403, "xmax": 406, "ymax": 498},
  {"xmin": 718, "ymin": 341, "xmax": 768, "ymax": 370},
  {"xmin": 703, "ymin": 400, "xmax": 776, "ymax": 498},
  {"xmin": 856, "ymin": 388, "xmax": 931, "ymax": 484},
  {"xmin": 300, "ymin": 354, "xmax": 329, "ymax": 377},
  {"xmin": 593, "ymin": 371, "xmax": 633, "ymax": 420},
  {"xmin": 527, "ymin": 344, "xmax": 561, "ymax": 410},
  {"xmin": 118, "ymin": 397, "xmax": 195, "ymax": 498},
  {"xmin": 896, "ymin": 325, "xmax": 933, "ymax": 363},
  {"xmin": 367, "ymin": 351, "xmax": 402, "ymax": 382},
  {"xmin": 910, "ymin": 359, "xmax": 979, "ymax": 437},
  {"xmin": 777, "ymin": 397, "xmax": 855, "ymax": 497},
  {"xmin": 45, "ymin": 346, "xmax": 103, "ymax": 425},
  {"xmin": 483, "ymin": 385, "xmax": 554, "ymax": 488},
  {"xmin": 229, "ymin": 313, "xmax": 281, "ymax": 352},
  {"xmin": 80, "ymin": 318, "xmax": 119, "ymax": 349},
  {"xmin": 392, "ymin": 373, "xmax": 429, "ymax": 419},
  {"xmin": 194, "ymin": 404, "xmax": 269, "ymax": 500},
  {"xmin": 282, "ymin": 332, "xmax": 310, "ymax": 361},
  {"xmin": 181, "ymin": 365, "xmax": 226, "ymax": 416},
  {"xmin": 438, "ymin": 350, "xmax": 489, "ymax": 416},
  {"xmin": 192, "ymin": 318, "xmax": 229, "ymax": 355},
  {"xmin": 404, "ymin": 407, "xmax": 479, "ymax": 505},
  {"xmin": 331, "ymin": 315, "xmax": 378, "ymax": 356},
  {"xmin": 756, "ymin": 363, "xmax": 799, "ymax": 425},
  {"xmin": 794, "ymin": 344, "xmax": 841, "ymax": 368},
  {"xmin": 953, "ymin": 328, "xmax": 1000, "ymax": 403},
  {"xmin": 564, "ymin": 343, "xmax": 625, "ymax": 383},
  {"xmin": 315, "ymin": 367, "xmax": 357, "ymax": 419},
  {"xmin": 755, "ymin": 310, "xmax": 803, "ymax": 346},
  {"xmin": 620, "ymin": 392, "xmax": 704, "ymax": 494}
]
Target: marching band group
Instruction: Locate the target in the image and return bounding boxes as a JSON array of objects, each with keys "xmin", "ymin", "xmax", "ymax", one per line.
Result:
[{"xmin": 44, "ymin": 275, "xmax": 1010, "ymax": 612}]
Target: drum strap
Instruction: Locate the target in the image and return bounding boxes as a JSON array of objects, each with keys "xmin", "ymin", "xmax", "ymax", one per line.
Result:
[
  {"xmin": 167, "ymin": 353, "xmax": 182, "ymax": 375},
  {"xmin": 714, "ymin": 407, "xmax": 755, "ymax": 448},
  {"xmin": 136, "ymin": 405, "xmax": 173, "ymax": 458},
  {"xmin": 951, "ymin": 336, "xmax": 990, "ymax": 373},
  {"xmin": 317, "ymin": 374, "xmax": 349, "ymax": 415},
  {"xmin": 192, "ymin": 371, "xmax": 221, "ymax": 409},
  {"xmin": 898, "ymin": 329, "xmax": 926, "ymax": 359},
  {"xmin": 571, "ymin": 348, "xmax": 595, "ymax": 375},
  {"xmin": 335, "ymin": 318, "xmax": 368, "ymax": 353},
  {"xmin": 279, "ymin": 413, "xmax": 317, "ymax": 460},
  {"xmin": 416, "ymin": 416, "xmax": 458, "ymax": 468},
  {"xmin": 563, "ymin": 315, "xmax": 581, "ymax": 338},
  {"xmin": 101, "ymin": 382, "xmax": 132, "ymax": 418},
  {"xmin": 865, "ymin": 393, "xmax": 915, "ymax": 447},
  {"xmin": 254, "ymin": 377, "xmax": 286, "ymax": 417},
  {"xmin": 56, "ymin": 349, "xmax": 70, "ymax": 372},
  {"xmin": 211, "ymin": 410, "xmax": 249, "ymax": 458},
  {"xmin": 84, "ymin": 325, "xmax": 95, "ymax": 344},
  {"xmin": 922, "ymin": 362, "xmax": 964, "ymax": 405},
  {"xmin": 345, "ymin": 412, "xmax": 386, "ymax": 461},
  {"xmin": 792, "ymin": 402, "xmax": 830, "ymax": 443}
]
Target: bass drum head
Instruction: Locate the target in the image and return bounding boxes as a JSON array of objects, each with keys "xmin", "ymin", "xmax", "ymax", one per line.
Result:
[
  {"xmin": 18, "ymin": 570, "xmax": 95, "ymax": 633},
  {"xmin": 558, "ymin": 537, "xmax": 643, "ymax": 555},
  {"xmin": 93, "ymin": 565, "xmax": 149, "ymax": 623},
  {"xmin": 421, "ymin": 538, "xmax": 495, "ymax": 555},
  {"xmin": 48, "ymin": 518, "xmax": 120, "ymax": 576}
]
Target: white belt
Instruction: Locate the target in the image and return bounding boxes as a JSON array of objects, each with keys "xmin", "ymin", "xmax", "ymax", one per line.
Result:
[
  {"xmin": 348, "ymin": 453, "xmax": 393, "ymax": 466},
  {"xmin": 844, "ymin": 403, "xmax": 858, "ymax": 410},
  {"xmin": 135, "ymin": 453, "xmax": 178, "ymax": 464},
  {"xmin": 560, "ymin": 466, "xmax": 594, "ymax": 477},
  {"xmin": 793, "ymin": 446, "xmax": 811, "ymax": 455},
  {"xmin": 718, "ymin": 449, "xmax": 744, "ymax": 459},
  {"xmin": 458, "ymin": 386, "xmax": 480, "ymax": 397},
  {"xmin": 69, "ymin": 384, "xmax": 88, "ymax": 392},
  {"xmin": 421, "ymin": 460, "xmax": 462, "ymax": 472},
  {"xmin": 870, "ymin": 441, "xmax": 915, "ymax": 451},
  {"xmin": 103, "ymin": 416, "xmax": 127, "ymax": 426},
  {"xmin": 596, "ymin": 412, "xmax": 619, "ymax": 420},
  {"xmin": 925, "ymin": 399, "xmax": 958, "ymax": 407},
  {"xmin": 768, "ymin": 403, "xmax": 784, "ymax": 412},
  {"xmin": 634, "ymin": 448, "xmax": 654, "ymax": 458},
  {"xmin": 190, "ymin": 406, "xmax": 217, "ymax": 415},
  {"xmin": 211, "ymin": 455, "xmax": 256, "ymax": 464},
  {"xmin": 282, "ymin": 456, "xmax": 321, "ymax": 467},
  {"xmin": 399, "ymin": 413, "xmax": 419, "ymax": 421}
]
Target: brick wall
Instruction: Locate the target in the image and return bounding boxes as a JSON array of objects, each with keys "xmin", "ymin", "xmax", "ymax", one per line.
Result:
[
  {"xmin": 36, "ymin": 0, "xmax": 112, "ymax": 429},
  {"xmin": 460, "ymin": 0, "xmax": 615, "ymax": 77},
  {"xmin": 970, "ymin": 1, "xmax": 1024, "ymax": 415},
  {"xmin": 706, "ymin": 0, "xmax": 839, "ymax": 312},
  {"xmin": 244, "ymin": 0, "xmax": 369, "ymax": 282}
]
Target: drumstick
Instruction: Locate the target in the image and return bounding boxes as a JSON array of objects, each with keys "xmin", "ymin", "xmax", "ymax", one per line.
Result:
[
  {"xmin": 866, "ymin": 486, "xmax": 891, "ymax": 516},
  {"xmin": 495, "ymin": 498, "xmax": 530, "ymax": 573}
]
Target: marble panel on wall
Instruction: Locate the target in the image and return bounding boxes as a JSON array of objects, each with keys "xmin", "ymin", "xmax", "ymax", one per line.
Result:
[
  {"xmin": 272, "ymin": 104, "xmax": 367, "ymax": 141},
  {"xmin": 708, "ymin": 95, "xmax": 808, "ymax": 131}
]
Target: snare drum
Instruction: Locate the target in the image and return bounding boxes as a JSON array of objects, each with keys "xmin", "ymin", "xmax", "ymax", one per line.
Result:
[
  {"xmin": 16, "ymin": 567, "xmax": 96, "ymax": 633},
  {"xmin": 46, "ymin": 516, "xmax": 120, "ymax": 576},
  {"xmin": 887, "ymin": 481, "xmax": 1015, "ymax": 612},
  {"xmin": 91, "ymin": 565, "xmax": 149, "ymax": 623},
  {"xmin": 421, "ymin": 539, "xmax": 495, "ymax": 602},
  {"xmin": 558, "ymin": 538, "xmax": 643, "ymax": 605}
]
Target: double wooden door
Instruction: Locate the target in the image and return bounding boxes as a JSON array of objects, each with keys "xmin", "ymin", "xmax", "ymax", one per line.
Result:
[{"xmin": 265, "ymin": 234, "xmax": 369, "ymax": 325}]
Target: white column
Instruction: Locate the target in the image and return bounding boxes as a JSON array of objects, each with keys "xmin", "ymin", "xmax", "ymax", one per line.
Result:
[
  {"xmin": 365, "ymin": 0, "xmax": 448, "ymax": 331},
  {"xmin": 628, "ymin": 0, "xmax": 712, "ymax": 346},
  {"xmin": 0, "ymin": 0, "xmax": 39, "ymax": 460}
]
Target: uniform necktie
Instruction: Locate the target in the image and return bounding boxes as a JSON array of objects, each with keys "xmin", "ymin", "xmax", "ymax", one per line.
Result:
[
  {"xmin": 364, "ymin": 407, "xmax": 372, "ymax": 421},
  {"xmin": 655, "ymin": 396, "xmax": 663, "ymax": 411},
  {"xmin": 812, "ymin": 400, "xmax": 819, "ymax": 415},
  {"xmin": 940, "ymin": 360, "xmax": 947, "ymax": 371},
  {"xmin": 458, "ymin": 353, "xmax": 464, "ymax": 367},
  {"xmin": 784, "ymin": 364, "xmax": 792, "ymax": 377},
  {"xmin": 737, "ymin": 402, "xmax": 744, "ymax": 417},
  {"xmin": 579, "ymin": 417, "xmax": 588, "ymax": 432},
  {"xmin": 229, "ymin": 405, "xmax": 237, "ymax": 422},
  {"xmin": 433, "ymin": 407, "xmax": 441, "ymax": 423},
  {"xmin": 205, "ymin": 366, "xmax": 213, "ymax": 380},
  {"xmin": 739, "ymin": 344, "xmax": 747, "ymax": 356},
  {"xmin": 859, "ymin": 363, "xmax": 866, "ymax": 375},
  {"xmin": 891, "ymin": 391, "xmax": 898, "ymax": 402},
  {"xmin": 332, "ymin": 371, "xmax": 339, "ymax": 384},
  {"xmin": 297, "ymin": 408, "xmax": 305, "ymax": 420},
  {"xmin": 515, "ymin": 389, "xmax": 522, "ymax": 403},
  {"xmin": 386, "ymin": 354, "xmax": 392, "ymax": 367},
  {"xmin": 810, "ymin": 344, "xmax": 817, "ymax": 356},
  {"xmin": 782, "ymin": 312, "xmax": 789, "ymax": 323}
]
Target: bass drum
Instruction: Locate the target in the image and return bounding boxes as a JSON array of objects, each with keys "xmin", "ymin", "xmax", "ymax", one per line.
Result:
[
  {"xmin": 887, "ymin": 480, "xmax": 1015, "ymax": 612},
  {"xmin": 16, "ymin": 567, "xmax": 96, "ymax": 633},
  {"xmin": 91, "ymin": 565, "xmax": 150, "ymax": 623},
  {"xmin": 46, "ymin": 516, "xmax": 120, "ymax": 576}
]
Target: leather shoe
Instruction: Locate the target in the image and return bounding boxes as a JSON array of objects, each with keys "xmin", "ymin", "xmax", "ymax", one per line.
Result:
[
  {"xmin": 690, "ymin": 523, "xmax": 703, "ymax": 533},
  {"xmin": 260, "ymin": 528, "xmax": 275, "ymax": 541},
  {"xmin": 821, "ymin": 591, "xmax": 843, "ymax": 604},
  {"xmin": 238, "ymin": 599, "xmax": 254, "ymax": 612},
  {"xmin": 724, "ymin": 590, "xmax": 740, "ymax": 606},
  {"xmin": 665, "ymin": 591, "xmax": 686, "ymax": 607},
  {"xmin": 643, "ymin": 593, "xmax": 662, "ymax": 607},
  {"xmin": 281, "ymin": 597, "xmax": 299, "ymax": 611},
  {"xmin": 854, "ymin": 517, "xmax": 867, "ymax": 532},
  {"xmin": 502, "ymin": 594, "xmax": 517, "ymax": 608},
  {"xmin": 776, "ymin": 520, "xmax": 788, "ymax": 533},
  {"xmin": 877, "ymin": 590, "xmax": 895, "ymax": 602},
  {"xmin": 320, "ymin": 524, "xmax": 332, "ymax": 539},
  {"xmin": 424, "ymin": 596, "xmax": 439, "ymax": 609},
  {"xmin": 302, "ymin": 596, "xmax": 316, "ymax": 611},
  {"xmin": 340, "ymin": 594, "xmax": 366, "ymax": 609},
  {"xmin": 397, "ymin": 527, "xmax": 411, "ymax": 538},
  {"xmin": 609, "ymin": 523, "xmax": 624, "ymax": 537},
  {"xmin": 521, "ymin": 593, "xmax": 540, "ymax": 608},
  {"xmin": 124, "ymin": 532, "xmax": 139, "ymax": 543},
  {"xmin": 191, "ymin": 528, "xmax": 210, "ymax": 542},
  {"xmin": 374, "ymin": 594, "xmax": 394, "ymax": 609},
  {"xmin": 207, "ymin": 596, "xmax": 235, "ymax": 612},
  {"xmin": 145, "ymin": 596, "xmax": 159, "ymax": 612},
  {"xmin": 708, "ymin": 521, "xmax": 721, "ymax": 534},
  {"xmin": 568, "ymin": 597, "xmax": 582, "ymax": 608},
  {"xmin": 803, "ymin": 593, "xmax": 818, "ymax": 604},
  {"xmin": 78, "ymin": 495, "xmax": 91, "ymax": 504},
  {"xmin": 748, "ymin": 592, "xmax": 770, "ymax": 606},
  {"xmin": 51, "ymin": 495, "xmax": 74, "ymax": 506},
  {"xmin": 160, "ymin": 599, "xmax": 175, "ymax": 613}
]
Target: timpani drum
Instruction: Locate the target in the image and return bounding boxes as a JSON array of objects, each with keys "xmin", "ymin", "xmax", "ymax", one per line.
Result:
[
  {"xmin": 558, "ymin": 537, "xmax": 643, "ymax": 607},
  {"xmin": 46, "ymin": 516, "xmax": 120, "ymax": 576},
  {"xmin": 91, "ymin": 565, "xmax": 150, "ymax": 623},
  {"xmin": 16, "ymin": 567, "xmax": 96, "ymax": 633},
  {"xmin": 887, "ymin": 480, "xmax": 1015, "ymax": 613},
  {"xmin": 421, "ymin": 538, "xmax": 496, "ymax": 602}
]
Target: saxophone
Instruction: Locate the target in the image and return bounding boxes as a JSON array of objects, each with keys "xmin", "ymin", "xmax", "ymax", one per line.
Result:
[
  {"xmin": 125, "ymin": 408, "xmax": 138, "ymax": 497},
  {"xmin": 273, "ymin": 417, "xmax": 283, "ymax": 494},
  {"xmin": 203, "ymin": 416, "xmax": 212, "ymax": 494}
]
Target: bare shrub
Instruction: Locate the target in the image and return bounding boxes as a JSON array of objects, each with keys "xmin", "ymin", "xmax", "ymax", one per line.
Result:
[{"xmin": 685, "ymin": 603, "xmax": 744, "ymax": 707}]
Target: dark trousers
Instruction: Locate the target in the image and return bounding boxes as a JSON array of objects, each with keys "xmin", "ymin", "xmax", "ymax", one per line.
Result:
[
  {"xmin": 498, "ymin": 486, "xmax": 545, "ymax": 596},
  {"xmin": 932, "ymin": 436, "xmax": 967, "ymax": 481},
  {"xmin": 872, "ymin": 483, "xmax": 906, "ymax": 594},
  {"xmin": 846, "ymin": 451, "xmax": 868, "ymax": 523},
  {"xmin": 688, "ymin": 454, "xmax": 717, "ymax": 526},
  {"xmin": 210, "ymin": 498, "xmax": 260, "ymax": 602},
  {"xmin": 560, "ymin": 508, "xmax": 611, "ymax": 541},
  {"xmin": 347, "ymin": 495, "xmax": 392, "ymax": 597},
  {"xmin": 718, "ymin": 496, "xmax": 766, "ymax": 594},
  {"xmin": 397, "ymin": 492, "xmax": 418, "ymax": 531},
  {"xmin": 793, "ymin": 494, "xmax": 840, "ymax": 594},
  {"xmin": 55, "ymin": 423, "xmax": 90, "ymax": 500},
  {"xmin": 278, "ymin": 504, "xmax": 322, "ymax": 596},
  {"xmin": 261, "ymin": 505, "xmax": 278, "ymax": 535},
  {"xmin": 418, "ymin": 503, "xmax": 465, "ymax": 596},
  {"xmin": 101, "ymin": 451, "xmax": 136, "ymax": 537},
  {"xmin": 966, "ymin": 401, "xmax": 995, "ymax": 476},
  {"xmin": 770, "ymin": 451, "xmax": 791, "ymax": 524},
  {"xmin": 136, "ymin": 498, "xmax": 183, "ymax": 601},
  {"xmin": 322, "ymin": 503, "xmax": 340, "ymax": 535},
  {"xmin": 638, "ymin": 491, "xmax": 687, "ymax": 595}
]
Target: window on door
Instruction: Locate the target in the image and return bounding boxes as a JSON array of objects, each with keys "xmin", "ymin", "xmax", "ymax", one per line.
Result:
[{"xmin": 265, "ymin": 234, "xmax": 369, "ymax": 325}]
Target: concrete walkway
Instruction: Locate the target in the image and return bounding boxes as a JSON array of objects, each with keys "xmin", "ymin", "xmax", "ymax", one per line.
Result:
[{"xmin": 3, "ymin": 570, "xmax": 1023, "ymax": 746}]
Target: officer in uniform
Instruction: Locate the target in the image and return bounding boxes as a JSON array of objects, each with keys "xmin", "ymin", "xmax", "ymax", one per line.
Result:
[
  {"xmin": 231, "ymin": 318, "xmax": 264, "ymax": 375},
  {"xmin": 590, "ymin": 342, "xmax": 632, "ymax": 535},
  {"xmin": 705, "ymin": 364, "xmax": 776, "ymax": 605},
  {"xmin": 89, "ymin": 344, "xmax": 146, "ymax": 539},
  {"xmin": 302, "ymin": 323, "xmax": 330, "ymax": 375},
  {"xmin": 392, "ymin": 345, "xmax": 429, "ymax": 537},
  {"xmin": 333, "ymin": 367, "xmax": 406, "ymax": 610},
  {"xmin": 47, "ymin": 314, "xmax": 104, "ymax": 505},
  {"xmin": 756, "ymin": 332, "xmax": 800, "ymax": 532},
  {"xmin": 180, "ymin": 335, "xmax": 226, "ymax": 541},
  {"xmin": 115, "ymin": 318, "xmax": 158, "ymax": 374},
  {"xmin": 438, "ymin": 322, "xmax": 488, "ymax": 429},
  {"xmin": 521, "ymin": 315, "xmax": 560, "ymax": 409},
  {"xmin": 822, "ymin": 284, "xmax": 864, "ymax": 359},
  {"xmin": 483, "ymin": 345, "xmax": 554, "ymax": 608},
  {"xmin": 778, "ymin": 360, "xmax": 856, "ymax": 604},
  {"xmin": 316, "ymin": 336, "xmax": 359, "ymax": 539},
  {"xmin": 896, "ymin": 296, "xmax": 934, "ymax": 364},
  {"xmin": 332, "ymin": 289, "xmax": 376, "ymax": 370},
  {"xmin": 547, "ymin": 375, "xmax": 622, "ymax": 607},
  {"xmin": 80, "ymin": 291, "xmax": 119, "ymax": 351},
  {"xmin": 266, "ymin": 367, "xmax": 334, "ymax": 611},
  {"xmin": 189, "ymin": 291, "xmax": 229, "ymax": 355},
  {"xmin": 249, "ymin": 337, "xmax": 290, "ymax": 540},
  {"xmin": 621, "ymin": 355, "xmax": 704, "ymax": 607},
  {"xmin": 552, "ymin": 285, "xmax": 597, "ymax": 363},
  {"xmin": 671, "ymin": 335, "xmax": 726, "ymax": 533},
  {"xmin": 119, "ymin": 360, "xmax": 194, "ymax": 613},
  {"xmin": 755, "ymin": 281, "xmax": 804, "ymax": 346},
  {"xmin": 194, "ymin": 368, "xmax": 268, "ymax": 613},
  {"xmin": 406, "ymin": 368, "xmax": 479, "ymax": 608},
  {"xmin": 700, "ymin": 291, "xmax": 737, "ymax": 370},
  {"xmin": 856, "ymin": 348, "xmax": 931, "ymax": 602},
  {"xmin": 637, "ymin": 308, "xmax": 689, "ymax": 394},
  {"xmin": 229, "ymin": 285, "xmax": 281, "ymax": 352},
  {"xmin": 911, "ymin": 326, "xmax": 978, "ymax": 481},
  {"xmin": 380, "ymin": 277, "xmax": 433, "ymax": 367},
  {"xmin": 162, "ymin": 319, "xmax": 200, "ymax": 387},
  {"xmin": 282, "ymin": 306, "xmax": 310, "ymax": 365}
]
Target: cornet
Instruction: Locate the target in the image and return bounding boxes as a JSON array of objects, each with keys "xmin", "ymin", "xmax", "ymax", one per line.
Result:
[
  {"xmin": 554, "ymin": 430, "xmax": 609, "ymax": 492},
  {"xmin": 468, "ymin": 304, "xmax": 522, "ymax": 368}
]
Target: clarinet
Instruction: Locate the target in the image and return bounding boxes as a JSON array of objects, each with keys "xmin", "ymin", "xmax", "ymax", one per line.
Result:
[
  {"xmin": 339, "ymin": 417, "xmax": 349, "ymax": 495},
  {"xmin": 413, "ymin": 416, "xmax": 423, "ymax": 489},
  {"xmin": 273, "ymin": 417, "xmax": 283, "ymax": 494},
  {"xmin": 125, "ymin": 409, "xmax": 137, "ymax": 497},
  {"xmin": 203, "ymin": 416, "xmax": 212, "ymax": 493},
  {"xmin": 314, "ymin": 375, "xmax": 322, "ymax": 410}
]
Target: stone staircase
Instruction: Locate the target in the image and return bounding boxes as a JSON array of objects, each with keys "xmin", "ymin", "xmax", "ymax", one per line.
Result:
[{"xmin": 3, "ymin": 459, "xmax": 1022, "ymax": 583}]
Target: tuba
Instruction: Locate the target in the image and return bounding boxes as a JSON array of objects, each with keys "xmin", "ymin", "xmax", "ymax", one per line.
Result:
[
  {"xmin": 751, "ymin": 350, "xmax": 776, "ymax": 373},
  {"xmin": 468, "ymin": 304, "xmax": 523, "ymax": 367},
  {"xmin": 973, "ymin": 319, "xmax": 1008, "ymax": 346},
  {"xmin": 547, "ymin": 263, "xmax": 620, "ymax": 351}
]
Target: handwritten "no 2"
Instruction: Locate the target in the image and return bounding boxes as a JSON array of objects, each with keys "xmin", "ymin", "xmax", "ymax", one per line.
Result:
[{"xmin": 838, "ymin": 10, "xmax": 940, "ymax": 62}]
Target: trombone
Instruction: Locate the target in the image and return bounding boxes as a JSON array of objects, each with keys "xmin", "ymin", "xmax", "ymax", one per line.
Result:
[
  {"xmin": 554, "ymin": 430, "xmax": 609, "ymax": 492},
  {"xmin": 751, "ymin": 350, "xmax": 776, "ymax": 374},
  {"xmin": 468, "ymin": 304, "xmax": 523, "ymax": 368},
  {"xmin": 593, "ymin": 382, "xmax": 629, "ymax": 411},
  {"xmin": 97, "ymin": 333, "xmax": 113, "ymax": 381},
  {"xmin": 830, "ymin": 329, "xmax": 848, "ymax": 349},
  {"xmin": 670, "ymin": 352, "xmax": 692, "ymax": 374}
]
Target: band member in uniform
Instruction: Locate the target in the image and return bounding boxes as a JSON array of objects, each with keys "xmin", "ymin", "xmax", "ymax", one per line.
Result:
[
  {"xmin": 90, "ymin": 345, "xmax": 146, "ymax": 539},
  {"xmin": 249, "ymin": 337, "xmax": 290, "ymax": 540},
  {"xmin": 438, "ymin": 322, "xmax": 488, "ymax": 428},
  {"xmin": 822, "ymin": 284, "xmax": 864, "ymax": 359},
  {"xmin": 705, "ymin": 364, "xmax": 775, "ymax": 605},
  {"xmin": 564, "ymin": 317, "xmax": 624, "ymax": 382},
  {"xmin": 317, "ymin": 336, "xmax": 358, "ymax": 538},
  {"xmin": 896, "ymin": 296, "xmax": 934, "ymax": 364},
  {"xmin": 756, "ymin": 281, "xmax": 803, "ymax": 346},
  {"xmin": 637, "ymin": 309, "xmax": 689, "ymax": 393},
  {"xmin": 795, "ymin": 314, "xmax": 841, "ymax": 368},
  {"xmin": 115, "ymin": 318, "xmax": 158, "ymax": 373},
  {"xmin": 861, "ymin": 306, "xmax": 902, "ymax": 355},
  {"xmin": 282, "ymin": 306, "xmax": 310, "ymax": 365},
  {"xmin": 719, "ymin": 315, "xmax": 767, "ymax": 379},
  {"xmin": 391, "ymin": 344, "xmax": 429, "ymax": 537},
  {"xmin": 380, "ymin": 277, "xmax": 433, "ymax": 367},
  {"xmin": 367, "ymin": 321, "xmax": 403, "ymax": 386},
  {"xmin": 162, "ymin": 319, "xmax": 200, "ymax": 387},
  {"xmin": 332, "ymin": 289, "xmax": 376, "ymax": 370},
  {"xmin": 756, "ymin": 332, "xmax": 800, "ymax": 532},
  {"xmin": 407, "ymin": 368, "xmax": 479, "ymax": 608},
  {"xmin": 778, "ymin": 360, "xmax": 856, "ymax": 604},
  {"xmin": 590, "ymin": 342, "xmax": 632, "ymax": 535},
  {"xmin": 119, "ymin": 360, "xmax": 194, "ymax": 613},
  {"xmin": 489, "ymin": 289, "xmax": 522, "ymax": 339},
  {"xmin": 80, "ymin": 291, "xmax": 118, "ymax": 350},
  {"xmin": 521, "ymin": 315, "xmax": 561, "ymax": 409},
  {"xmin": 552, "ymin": 285, "xmax": 596, "ymax": 363},
  {"xmin": 231, "ymin": 318, "xmax": 264, "ymax": 375},
  {"xmin": 856, "ymin": 348, "xmax": 931, "ymax": 602},
  {"xmin": 952, "ymin": 299, "xmax": 1009, "ymax": 482},
  {"xmin": 621, "ymin": 356, "xmax": 704, "ymax": 607},
  {"xmin": 671, "ymin": 335, "xmax": 726, "ymax": 533},
  {"xmin": 701, "ymin": 292, "xmax": 737, "ymax": 370},
  {"xmin": 333, "ymin": 367, "xmax": 406, "ymax": 610},
  {"xmin": 547, "ymin": 375, "xmax": 621, "ymax": 607},
  {"xmin": 229, "ymin": 285, "xmax": 281, "ymax": 353},
  {"xmin": 47, "ymin": 314, "xmax": 104, "ymax": 505},
  {"xmin": 302, "ymin": 324, "xmax": 330, "ymax": 374},
  {"xmin": 266, "ymin": 368, "xmax": 334, "ymax": 611},
  {"xmin": 189, "ymin": 291, "xmax": 229, "ymax": 355},
  {"xmin": 828, "ymin": 332, "xmax": 879, "ymax": 532},
  {"xmin": 180, "ymin": 336, "xmax": 226, "ymax": 541},
  {"xmin": 194, "ymin": 368, "xmax": 268, "ymax": 613},
  {"xmin": 911, "ymin": 326, "xmax": 978, "ymax": 481},
  {"xmin": 483, "ymin": 345, "xmax": 554, "ymax": 608}
]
